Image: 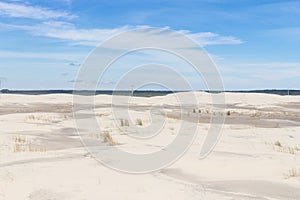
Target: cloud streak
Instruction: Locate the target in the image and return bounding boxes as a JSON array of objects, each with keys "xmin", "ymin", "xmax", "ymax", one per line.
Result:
[
  {"xmin": 0, "ymin": 50, "xmax": 85, "ymax": 61},
  {"xmin": 179, "ymin": 30, "xmax": 243, "ymax": 45},
  {"xmin": 0, "ymin": 2, "xmax": 242, "ymax": 46},
  {"xmin": 0, "ymin": 1, "xmax": 76, "ymax": 20},
  {"xmin": 0, "ymin": 20, "xmax": 243, "ymax": 47}
]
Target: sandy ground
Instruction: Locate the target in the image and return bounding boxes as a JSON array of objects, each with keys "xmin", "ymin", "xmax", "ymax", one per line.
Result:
[{"xmin": 0, "ymin": 92, "xmax": 300, "ymax": 200}]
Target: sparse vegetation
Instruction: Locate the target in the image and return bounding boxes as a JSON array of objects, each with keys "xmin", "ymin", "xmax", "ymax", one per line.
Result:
[
  {"xmin": 273, "ymin": 141, "xmax": 299, "ymax": 155},
  {"xmin": 226, "ymin": 110, "xmax": 231, "ymax": 116},
  {"xmin": 102, "ymin": 131, "xmax": 119, "ymax": 146},
  {"xmin": 13, "ymin": 135, "xmax": 46, "ymax": 153},
  {"xmin": 136, "ymin": 118, "xmax": 143, "ymax": 126},
  {"xmin": 274, "ymin": 141, "xmax": 282, "ymax": 147},
  {"xmin": 165, "ymin": 112, "xmax": 181, "ymax": 120},
  {"xmin": 96, "ymin": 113, "xmax": 110, "ymax": 117},
  {"xmin": 287, "ymin": 147, "xmax": 295, "ymax": 155},
  {"xmin": 286, "ymin": 168, "xmax": 300, "ymax": 179},
  {"xmin": 25, "ymin": 114, "xmax": 69, "ymax": 123},
  {"xmin": 27, "ymin": 115, "xmax": 36, "ymax": 120},
  {"xmin": 120, "ymin": 119, "xmax": 129, "ymax": 127},
  {"xmin": 192, "ymin": 109, "xmax": 196, "ymax": 113}
]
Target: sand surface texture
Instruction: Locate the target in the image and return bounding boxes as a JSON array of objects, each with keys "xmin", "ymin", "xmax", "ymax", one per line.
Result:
[{"xmin": 0, "ymin": 92, "xmax": 300, "ymax": 200}]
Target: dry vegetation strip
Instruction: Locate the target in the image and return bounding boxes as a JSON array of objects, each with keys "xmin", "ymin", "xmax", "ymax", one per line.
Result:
[
  {"xmin": 13, "ymin": 135, "xmax": 46, "ymax": 153},
  {"xmin": 273, "ymin": 141, "xmax": 299, "ymax": 155}
]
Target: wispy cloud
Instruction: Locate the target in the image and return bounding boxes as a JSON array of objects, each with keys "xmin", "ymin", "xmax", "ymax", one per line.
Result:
[
  {"xmin": 0, "ymin": 20, "xmax": 243, "ymax": 47},
  {"xmin": 179, "ymin": 30, "xmax": 243, "ymax": 45},
  {"xmin": 0, "ymin": 1, "xmax": 76, "ymax": 20},
  {"xmin": 0, "ymin": 50, "xmax": 85, "ymax": 61},
  {"xmin": 0, "ymin": 1, "xmax": 242, "ymax": 46},
  {"xmin": 32, "ymin": 21, "xmax": 131, "ymax": 45}
]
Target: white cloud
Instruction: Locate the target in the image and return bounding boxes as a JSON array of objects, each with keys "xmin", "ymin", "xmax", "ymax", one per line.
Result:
[
  {"xmin": 33, "ymin": 21, "xmax": 131, "ymax": 45},
  {"xmin": 0, "ymin": 50, "xmax": 85, "ymax": 61},
  {"xmin": 0, "ymin": 1, "xmax": 76, "ymax": 20},
  {"xmin": 0, "ymin": 20, "xmax": 243, "ymax": 47},
  {"xmin": 0, "ymin": 2, "xmax": 242, "ymax": 46},
  {"xmin": 179, "ymin": 30, "xmax": 243, "ymax": 45}
]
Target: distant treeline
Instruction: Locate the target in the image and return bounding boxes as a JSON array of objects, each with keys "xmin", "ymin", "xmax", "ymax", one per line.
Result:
[
  {"xmin": 226, "ymin": 90, "xmax": 300, "ymax": 96},
  {"xmin": 0, "ymin": 89, "xmax": 299, "ymax": 96},
  {"xmin": 0, "ymin": 89, "xmax": 173, "ymax": 97}
]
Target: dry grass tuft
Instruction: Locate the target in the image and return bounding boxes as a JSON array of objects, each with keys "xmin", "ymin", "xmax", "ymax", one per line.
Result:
[
  {"xmin": 96, "ymin": 113, "xmax": 109, "ymax": 117},
  {"xmin": 274, "ymin": 141, "xmax": 282, "ymax": 147},
  {"xmin": 273, "ymin": 141, "xmax": 298, "ymax": 155},
  {"xmin": 286, "ymin": 168, "xmax": 300, "ymax": 179},
  {"xmin": 287, "ymin": 147, "xmax": 295, "ymax": 154},
  {"xmin": 136, "ymin": 118, "xmax": 143, "ymax": 126},
  {"xmin": 165, "ymin": 112, "xmax": 181, "ymax": 120},
  {"xmin": 25, "ymin": 114, "xmax": 68, "ymax": 123},
  {"xmin": 102, "ymin": 131, "xmax": 119, "ymax": 146},
  {"xmin": 120, "ymin": 119, "xmax": 129, "ymax": 127},
  {"xmin": 27, "ymin": 115, "xmax": 36, "ymax": 120},
  {"xmin": 13, "ymin": 135, "xmax": 46, "ymax": 153}
]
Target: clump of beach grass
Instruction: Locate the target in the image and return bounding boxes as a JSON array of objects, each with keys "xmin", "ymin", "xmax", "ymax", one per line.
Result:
[
  {"xmin": 136, "ymin": 118, "xmax": 143, "ymax": 126},
  {"xmin": 25, "ymin": 114, "xmax": 68, "ymax": 123},
  {"xmin": 285, "ymin": 168, "xmax": 300, "ymax": 179},
  {"xmin": 13, "ymin": 135, "xmax": 46, "ymax": 153},
  {"xmin": 226, "ymin": 110, "xmax": 231, "ymax": 116},
  {"xmin": 120, "ymin": 119, "xmax": 129, "ymax": 127},
  {"xmin": 96, "ymin": 113, "xmax": 109, "ymax": 117},
  {"xmin": 273, "ymin": 141, "xmax": 298, "ymax": 155},
  {"xmin": 165, "ymin": 112, "xmax": 181, "ymax": 120},
  {"xmin": 102, "ymin": 131, "xmax": 119, "ymax": 146},
  {"xmin": 274, "ymin": 141, "xmax": 282, "ymax": 147}
]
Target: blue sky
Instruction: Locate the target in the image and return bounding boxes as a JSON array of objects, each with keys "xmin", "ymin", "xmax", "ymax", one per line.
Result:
[{"xmin": 0, "ymin": 0, "xmax": 299, "ymax": 90}]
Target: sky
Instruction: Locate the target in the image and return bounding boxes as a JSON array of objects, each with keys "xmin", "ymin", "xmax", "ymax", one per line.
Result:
[{"xmin": 0, "ymin": 0, "xmax": 299, "ymax": 90}]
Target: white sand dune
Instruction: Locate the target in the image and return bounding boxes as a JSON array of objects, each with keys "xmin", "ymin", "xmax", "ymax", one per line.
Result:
[{"xmin": 0, "ymin": 92, "xmax": 299, "ymax": 199}]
